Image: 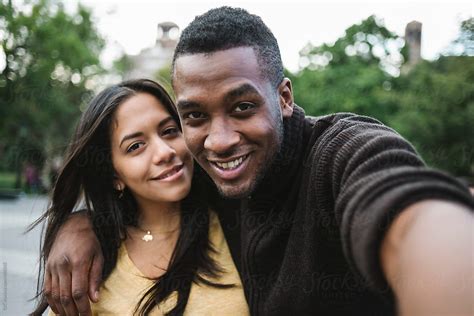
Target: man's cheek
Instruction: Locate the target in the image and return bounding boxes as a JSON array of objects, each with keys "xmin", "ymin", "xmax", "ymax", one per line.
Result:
[{"xmin": 183, "ymin": 134, "xmax": 200, "ymax": 155}]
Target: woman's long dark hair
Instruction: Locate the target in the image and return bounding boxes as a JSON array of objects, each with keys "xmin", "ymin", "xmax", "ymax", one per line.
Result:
[{"xmin": 30, "ymin": 79, "xmax": 231, "ymax": 315}]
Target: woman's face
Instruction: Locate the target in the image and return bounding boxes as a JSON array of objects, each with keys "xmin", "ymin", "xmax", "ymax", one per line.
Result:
[{"xmin": 110, "ymin": 92, "xmax": 193, "ymax": 206}]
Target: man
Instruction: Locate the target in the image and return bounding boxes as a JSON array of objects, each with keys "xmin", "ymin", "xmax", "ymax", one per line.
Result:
[{"xmin": 45, "ymin": 7, "xmax": 473, "ymax": 315}]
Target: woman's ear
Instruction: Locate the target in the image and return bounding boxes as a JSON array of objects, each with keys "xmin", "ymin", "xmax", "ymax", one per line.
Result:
[
  {"xmin": 114, "ymin": 178, "xmax": 125, "ymax": 199},
  {"xmin": 113, "ymin": 174, "xmax": 125, "ymax": 191}
]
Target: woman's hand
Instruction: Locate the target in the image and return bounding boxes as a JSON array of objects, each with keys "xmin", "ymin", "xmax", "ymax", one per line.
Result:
[{"xmin": 43, "ymin": 211, "xmax": 103, "ymax": 315}]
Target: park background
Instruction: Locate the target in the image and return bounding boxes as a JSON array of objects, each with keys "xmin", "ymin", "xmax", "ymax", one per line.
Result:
[{"xmin": 0, "ymin": 0, "xmax": 472, "ymax": 314}]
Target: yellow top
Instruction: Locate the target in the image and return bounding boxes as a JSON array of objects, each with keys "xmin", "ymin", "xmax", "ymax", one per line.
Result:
[{"xmin": 49, "ymin": 211, "xmax": 249, "ymax": 315}]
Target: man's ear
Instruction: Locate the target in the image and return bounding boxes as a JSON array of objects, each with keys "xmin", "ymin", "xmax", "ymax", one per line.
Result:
[{"xmin": 278, "ymin": 78, "xmax": 294, "ymax": 118}]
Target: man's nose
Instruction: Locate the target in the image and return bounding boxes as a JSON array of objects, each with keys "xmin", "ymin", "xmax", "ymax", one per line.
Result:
[
  {"xmin": 151, "ymin": 137, "xmax": 176, "ymax": 165},
  {"xmin": 204, "ymin": 119, "xmax": 240, "ymax": 154}
]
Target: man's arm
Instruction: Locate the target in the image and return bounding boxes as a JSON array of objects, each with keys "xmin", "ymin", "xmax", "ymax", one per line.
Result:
[
  {"xmin": 381, "ymin": 200, "xmax": 473, "ymax": 315},
  {"xmin": 309, "ymin": 113, "xmax": 473, "ymax": 312},
  {"xmin": 44, "ymin": 211, "xmax": 103, "ymax": 315}
]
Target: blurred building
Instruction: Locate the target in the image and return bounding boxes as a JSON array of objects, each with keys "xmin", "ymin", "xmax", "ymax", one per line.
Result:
[
  {"xmin": 124, "ymin": 22, "xmax": 179, "ymax": 80},
  {"xmin": 403, "ymin": 21, "xmax": 422, "ymax": 71}
]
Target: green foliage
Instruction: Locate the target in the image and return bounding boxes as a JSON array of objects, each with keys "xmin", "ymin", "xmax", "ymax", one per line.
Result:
[
  {"xmin": 113, "ymin": 53, "xmax": 133, "ymax": 77},
  {"xmin": 0, "ymin": 171, "xmax": 15, "ymax": 189},
  {"xmin": 298, "ymin": 15, "xmax": 405, "ymax": 74},
  {"xmin": 289, "ymin": 16, "xmax": 473, "ymax": 177},
  {"xmin": 290, "ymin": 15, "xmax": 403, "ymax": 124},
  {"xmin": 447, "ymin": 17, "xmax": 473, "ymax": 56},
  {"xmin": 290, "ymin": 61, "xmax": 398, "ymax": 124},
  {"xmin": 0, "ymin": 0, "xmax": 104, "ymax": 186},
  {"xmin": 388, "ymin": 57, "xmax": 474, "ymax": 176},
  {"xmin": 155, "ymin": 63, "xmax": 174, "ymax": 99}
]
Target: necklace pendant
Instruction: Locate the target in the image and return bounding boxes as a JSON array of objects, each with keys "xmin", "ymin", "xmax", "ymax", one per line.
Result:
[{"xmin": 142, "ymin": 231, "xmax": 153, "ymax": 242}]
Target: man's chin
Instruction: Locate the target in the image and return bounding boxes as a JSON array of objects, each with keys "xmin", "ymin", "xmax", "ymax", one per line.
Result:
[{"xmin": 214, "ymin": 180, "xmax": 255, "ymax": 200}]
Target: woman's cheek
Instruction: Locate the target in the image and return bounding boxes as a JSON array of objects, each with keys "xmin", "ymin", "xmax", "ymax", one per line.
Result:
[{"xmin": 120, "ymin": 157, "xmax": 145, "ymax": 183}]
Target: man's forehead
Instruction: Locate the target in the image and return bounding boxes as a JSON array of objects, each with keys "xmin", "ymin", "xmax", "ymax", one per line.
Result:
[
  {"xmin": 175, "ymin": 82, "xmax": 262, "ymax": 111},
  {"xmin": 175, "ymin": 46, "xmax": 257, "ymax": 63},
  {"xmin": 174, "ymin": 47, "xmax": 260, "ymax": 78}
]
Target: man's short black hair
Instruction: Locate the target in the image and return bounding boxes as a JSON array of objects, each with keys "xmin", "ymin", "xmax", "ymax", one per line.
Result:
[{"xmin": 172, "ymin": 6, "xmax": 284, "ymax": 88}]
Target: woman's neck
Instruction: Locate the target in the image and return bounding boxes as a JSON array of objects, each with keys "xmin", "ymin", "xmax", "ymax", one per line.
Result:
[{"xmin": 135, "ymin": 199, "xmax": 181, "ymax": 233}]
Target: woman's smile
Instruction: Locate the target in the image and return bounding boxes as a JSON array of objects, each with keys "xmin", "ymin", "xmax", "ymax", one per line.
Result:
[
  {"xmin": 111, "ymin": 92, "xmax": 194, "ymax": 205},
  {"xmin": 150, "ymin": 163, "xmax": 185, "ymax": 182}
]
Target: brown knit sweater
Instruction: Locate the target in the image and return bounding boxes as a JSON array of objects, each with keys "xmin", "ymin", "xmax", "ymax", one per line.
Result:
[{"xmin": 208, "ymin": 105, "xmax": 474, "ymax": 315}]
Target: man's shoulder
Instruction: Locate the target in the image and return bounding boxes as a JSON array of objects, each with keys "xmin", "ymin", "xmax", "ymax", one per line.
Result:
[
  {"xmin": 304, "ymin": 112, "xmax": 384, "ymax": 129},
  {"xmin": 301, "ymin": 111, "xmax": 405, "ymax": 163},
  {"xmin": 303, "ymin": 112, "xmax": 395, "ymax": 144}
]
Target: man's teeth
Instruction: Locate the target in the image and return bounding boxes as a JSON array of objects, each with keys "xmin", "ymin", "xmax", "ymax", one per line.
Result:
[{"xmin": 215, "ymin": 156, "xmax": 245, "ymax": 170}]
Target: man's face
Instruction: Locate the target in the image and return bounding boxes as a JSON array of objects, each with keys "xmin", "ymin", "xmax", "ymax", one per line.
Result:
[{"xmin": 173, "ymin": 47, "xmax": 293, "ymax": 198}]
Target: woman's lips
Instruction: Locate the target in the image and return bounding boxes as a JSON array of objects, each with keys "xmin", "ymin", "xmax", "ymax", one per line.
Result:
[{"xmin": 152, "ymin": 164, "xmax": 184, "ymax": 181}]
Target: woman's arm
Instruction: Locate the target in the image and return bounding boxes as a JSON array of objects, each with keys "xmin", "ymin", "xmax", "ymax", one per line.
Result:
[{"xmin": 44, "ymin": 211, "xmax": 103, "ymax": 316}]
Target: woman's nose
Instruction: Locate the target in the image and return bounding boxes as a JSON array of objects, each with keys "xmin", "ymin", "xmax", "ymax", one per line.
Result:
[{"xmin": 151, "ymin": 138, "xmax": 176, "ymax": 165}]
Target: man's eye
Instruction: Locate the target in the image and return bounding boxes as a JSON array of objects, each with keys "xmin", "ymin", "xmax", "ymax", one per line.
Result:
[
  {"xmin": 185, "ymin": 112, "xmax": 205, "ymax": 119},
  {"xmin": 127, "ymin": 142, "xmax": 144, "ymax": 153},
  {"xmin": 235, "ymin": 103, "xmax": 255, "ymax": 112}
]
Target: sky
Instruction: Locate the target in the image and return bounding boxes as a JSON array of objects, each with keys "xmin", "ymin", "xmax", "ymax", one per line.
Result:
[{"xmin": 70, "ymin": 0, "xmax": 472, "ymax": 72}]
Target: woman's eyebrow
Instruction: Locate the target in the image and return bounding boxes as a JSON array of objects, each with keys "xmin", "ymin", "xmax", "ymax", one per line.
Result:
[
  {"xmin": 158, "ymin": 116, "xmax": 174, "ymax": 128},
  {"xmin": 119, "ymin": 116, "xmax": 174, "ymax": 148},
  {"xmin": 120, "ymin": 132, "xmax": 143, "ymax": 148}
]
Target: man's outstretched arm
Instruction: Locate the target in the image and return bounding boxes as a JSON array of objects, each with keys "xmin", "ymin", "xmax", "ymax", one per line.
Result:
[
  {"xmin": 310, "ymin": 114, "xmax": 473, "ymax": 314},
  {"xmin": 381, "ymin": 200, "xmax": 473, "ymax": 315},
  {"xmin": 44, "ymin": 211, "xmax": 103, "ymax": 315}
]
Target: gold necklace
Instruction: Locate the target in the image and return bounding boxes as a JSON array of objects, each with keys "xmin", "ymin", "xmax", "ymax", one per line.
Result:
[
  {"xmin": 133, "ymin": 226, "xmax": 179, "ymax": 242},
  {"xmin": 142, "ymin": 230, "xmax": 153, "ymax": 242}
]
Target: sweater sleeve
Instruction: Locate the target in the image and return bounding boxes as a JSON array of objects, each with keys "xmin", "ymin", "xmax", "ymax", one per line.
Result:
[{"xmin": 311, "ymin": 114, "xmax": 474, "ymax": 294}]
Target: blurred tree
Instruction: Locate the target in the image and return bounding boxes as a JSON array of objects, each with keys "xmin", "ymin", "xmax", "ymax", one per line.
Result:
[
  {"xmin": 297, "ymin": 15, "xmax": 405, "ymax": 72},
  {"xmin": 0, "ymin": 0, "xmax": 104, "ymax": 188},
  {"xmin": 113, "ymin": 54, "xmax": 174, "ymax": 97},
  {"xmin": 112, "ymin": 53, "xmax": 132, "ymax": 78},
  {"xmin": 387, "ymin": 57, "xmax": 473, "ymax": 177},
  {"xmin": 387, "ymin": 18, "xmax": 474, "ymax": 177},
  {"xmin": 288, "ymin": 16, "xmax": 473, "ymax": 177},
  {"xmin": 289, "ymin": 15, "xmax": 405, "ymax": 124},
  {"xmin": 155, "ymin": 63, "xmax": 174, "ymax": 98},
  {"xmin": 446, "ymin": 17, "xmax": 473, "ymax": 56}
]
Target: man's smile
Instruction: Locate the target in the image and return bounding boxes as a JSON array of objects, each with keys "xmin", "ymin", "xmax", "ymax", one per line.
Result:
[{"xmin": 207, "ymin": 154, "xmax": 250, "ymax": 180}]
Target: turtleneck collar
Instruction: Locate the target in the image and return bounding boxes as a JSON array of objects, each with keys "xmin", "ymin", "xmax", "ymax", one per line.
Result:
[{"xmin": 249, "ymin": 104, "xmax": 307, "ymax": 201}]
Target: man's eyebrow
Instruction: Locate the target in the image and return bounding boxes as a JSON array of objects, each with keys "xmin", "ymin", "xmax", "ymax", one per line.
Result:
[
  {"xmin": 224, "ymin": 83, "xmax": 260, "ymax": 103},
  {"xmin": 176, "ymin": 84, "xmax": 260, "ymax": 111},
  {"xmin": 120, "ymin": 132, "xmax": 143, "ymax": 148},
  {"xmin": 176, "ymin": 100, "xmax": 201, "ymax": 111}
]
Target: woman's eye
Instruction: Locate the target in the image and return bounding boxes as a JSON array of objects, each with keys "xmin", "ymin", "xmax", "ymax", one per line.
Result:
[
  {"xmin": 127, "ymin": 142, "xmax": 143, "ymax": 153},
  {"xmin": 163, "ymin": 127, "xmax": 179, "ymax": 136},
  {"xmin": 235, "ymin": 103, "xmax": 255, "ymax": 112}
]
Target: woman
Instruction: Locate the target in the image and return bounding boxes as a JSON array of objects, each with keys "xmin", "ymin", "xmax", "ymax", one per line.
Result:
[{"xmin": 30, "ymin": 79, "xmax": 249, "ymax": 315}]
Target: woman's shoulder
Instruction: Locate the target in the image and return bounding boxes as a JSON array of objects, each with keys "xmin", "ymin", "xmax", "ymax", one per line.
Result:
[
  {"xmin": 90, "ymin": 242, "xmax": 155, "ymax": 314},
  {"xmin": 207, "ymin": 209, "xmax": 225, "ymax": 248},
  {"xmin": 185, "ymin": 209, "xmax": 250, "ymax": 315}
]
